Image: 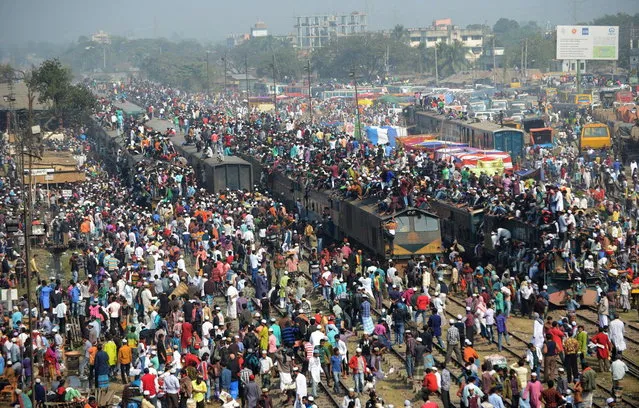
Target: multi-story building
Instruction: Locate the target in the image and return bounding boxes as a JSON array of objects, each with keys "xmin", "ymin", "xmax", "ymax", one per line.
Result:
[
  {"xmin": 294, "ymin": 12, "xmax": 367, "ymax": 50},
  {"xmin": 91, "ymin": 30, "xmax": 111, "ymax": 44},
  {"xmin": 407, "ymin": 19, "xmax": 484, "ymax": 62},
  {"xmin": 251, "ymin": 21, "xmax": 268, "ymax": 38}
]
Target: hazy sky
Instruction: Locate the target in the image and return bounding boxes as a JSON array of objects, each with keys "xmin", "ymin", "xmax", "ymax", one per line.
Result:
[{"xmin": 1, "ymin": 0, "xmax": 637, "ymax": 45}]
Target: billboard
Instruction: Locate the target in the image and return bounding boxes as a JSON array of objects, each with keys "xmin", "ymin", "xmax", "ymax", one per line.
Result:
[{"xmin": 556, "ymin": 25, "xmax": 619, "ymax": 60}]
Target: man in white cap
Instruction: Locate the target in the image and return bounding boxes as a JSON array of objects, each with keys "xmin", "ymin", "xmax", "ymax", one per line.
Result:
[
  {"xmin": 294, "ymin": 366, "xmax": 307, "ymax": 408},
  {"xmin": 606, "ymin": 397, "xmax": 616, "ymax": 407},
  {"xmin": 444, "ymin": 318, "xmax": 463, "ymax": 366},
  {"xmin": 310, "ymin": 325, "xmax": 324, "ymax": 347},
  {"xmin": 342, "ymin": 387, "xmax": 362, "ymax": 408},
  {"xmin": 163, "ymin": 368, "xmax": 180, "ymax": 408},
  {"xmin": 349, "ymin": 348, "xmax": 367, "ymax": 394}
]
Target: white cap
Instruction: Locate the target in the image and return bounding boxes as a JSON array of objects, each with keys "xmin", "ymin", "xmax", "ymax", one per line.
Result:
[
  {"xmin": 465, "ymin": 339, "xmax": 472, "ymax": 345},
  {"xmin": 317, "ymin": 325, "xmax": 322, "ymax": 330},
  {"xmin": 606, "ymin": 398, "xmax": 615, "ymax": 404},
  {"xmin": 405, "ymin": 400, "xmax": 412, "ymax": 407},
  {"xmin": 543, "ymin": 285, "xmax": 548, "ymax": 290},
  {"xmin": 356, "ymin": 348, "xmax": 362, "ymax": 353},
  {"xmin": 449, "ymin": 319, "xmax": 455, "ymax": 324}
]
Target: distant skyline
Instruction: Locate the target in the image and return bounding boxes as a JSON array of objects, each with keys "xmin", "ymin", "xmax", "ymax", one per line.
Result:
[{"xmin": 0, "ymin": 0, "xmax": 636, "ymax": 45}]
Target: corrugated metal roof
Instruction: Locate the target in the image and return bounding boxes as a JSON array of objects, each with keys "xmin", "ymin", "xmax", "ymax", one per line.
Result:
[{"xmin": 0, "ymin": 82, "xmax": 47, "ymax": 111}]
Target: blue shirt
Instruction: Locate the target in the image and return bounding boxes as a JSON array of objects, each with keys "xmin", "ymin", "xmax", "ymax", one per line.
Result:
[
  {"xmin": 489, "ymin": 393, "xmax": 505, "ymax": 408},
  {"xmin": 40, "ymin": 286, "xmax": 53, "ymax": 309},
  {"xmin": 330, "ymin": 355, "xmax": 342, "ymax": 372},
  {"xmin": 221, "ymin": 368, "xmax": 232, "ymax": 390}
]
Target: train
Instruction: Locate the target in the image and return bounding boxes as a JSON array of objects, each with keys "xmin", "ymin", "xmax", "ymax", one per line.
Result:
[
  {"xmin": 412, "ymin": 110, "xmax": 527, "ymax": 161},
  {"xmin": 242, "ymin": 155, "xmax": 443, "ymax": 260}
]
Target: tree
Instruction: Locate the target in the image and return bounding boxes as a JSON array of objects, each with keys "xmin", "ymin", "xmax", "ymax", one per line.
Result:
[
  {"xmin": 0, "ymin": 64, "xmax": 14, "ymax": 83},
  {"xmin": 493, "ymin": 18, "xmax": 520, "ymax": 36},
  {"xmin": 28, "ymin": 59, "xmax": 72, "ymax": 117},
  {"xmin": 28, "ymin": 59, "xmax": 95, "ymax": 126},
  {"xmin": 435, "ymin": 41, "xmax": 469, "ymax": 78}
]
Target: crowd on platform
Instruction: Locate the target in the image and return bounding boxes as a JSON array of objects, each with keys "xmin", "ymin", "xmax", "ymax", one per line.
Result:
[{"xmin": 0, "ymin": 79, "xmax": 634, "ymax": 408}]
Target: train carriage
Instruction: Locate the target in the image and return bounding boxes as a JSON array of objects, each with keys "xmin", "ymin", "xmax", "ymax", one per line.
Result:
[{"xmin": 413, "ymin": 110, "xmax": 527, "ymax": 161}]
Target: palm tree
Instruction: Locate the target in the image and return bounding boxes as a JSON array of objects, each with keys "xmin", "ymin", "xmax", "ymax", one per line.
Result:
[
  {"xmin": 391, "ymin": 25, "xmax": 409, "ymax": 44},
  {"xmin": 436, "ymin": 40, "xmax": 469, "ymax": 77}
]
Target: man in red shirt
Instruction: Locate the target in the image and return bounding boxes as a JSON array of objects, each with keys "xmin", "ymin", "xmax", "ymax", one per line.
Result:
[
  {"xmin": 415, "ymin": 292, "xmax": 430, "ymax": 325},
  {"xmin": 422, "ymin": 368, "xmax": 438, "ymax": 394},
  {"xmin": 420, "ymin": 392, "xmax": 438, "ymax": 408},
  {"xmin": 591, "ymin": 326, "xmax": 613, "ymax": 372},
  {"xmin": 140, "ymin": 368, "xmax": 158, "ymax": 403}
]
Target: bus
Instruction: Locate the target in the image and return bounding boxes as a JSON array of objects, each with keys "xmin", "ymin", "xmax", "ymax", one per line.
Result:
[
  {"xmin": 558, "ymin": 91, "xmax": 592, "ymax": 106},
  {"xmin": 580, "ymin": 123, "xmax": 611, "ymax": 150}
]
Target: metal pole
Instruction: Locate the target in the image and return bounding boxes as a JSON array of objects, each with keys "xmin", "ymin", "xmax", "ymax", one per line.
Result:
[
  {"xmin": 524, "ymin": 39, "xmax": 528, "ymax": 85},
  {"xmin": 434, "ymin": 44, "xmax": 439, "ymax": 85},
  {"xmin": 493, "ymin": 35, "xmax": 497, "ymax": 87},
  {"xmin": 206, "ymin": 51, "xmax": 210, "ymax": 96},
  {"xmin": 245, "ymin": 55, "xmax": 250, "ymax": 116},
  {"xmin": 245, "ymin": 55, "xmax": 250, "ymax": 150},
  {"xmin": 272, "ymin": 55, "xmax": 277, "ymax": 114},
  {"xmin": 576, "ymin": 59, "xmax": 582, "ymax": 94},
  {"xmin": 223, "ymin": 55, "xmax": 228, "ymax": 96},
  {"xmin": 307, "ymin": 60, "xmax": 312, "ymax": 125},
  {"xmin": 354, "ymin": 74, "xmax": 361, "ymax": 140}
]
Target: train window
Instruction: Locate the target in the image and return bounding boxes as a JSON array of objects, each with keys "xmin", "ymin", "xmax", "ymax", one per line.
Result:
[
  {"xmin": 414, "ymin": 216, "xmax": 438, "ymax": 232},
  {"xmin": 395, "ymin": 216, "xmax": 411, "ymax": 233}
]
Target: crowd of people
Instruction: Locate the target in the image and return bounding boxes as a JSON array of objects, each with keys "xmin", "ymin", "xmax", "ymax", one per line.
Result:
[{"xmin": 0, "ymin": 77, "xmax": 635, "ymax": 408}]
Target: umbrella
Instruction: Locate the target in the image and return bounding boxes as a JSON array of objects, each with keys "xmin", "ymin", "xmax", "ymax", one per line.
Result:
[{"xmin": 377, "ymin": 94, "xmax": 401, "ymax": 105}]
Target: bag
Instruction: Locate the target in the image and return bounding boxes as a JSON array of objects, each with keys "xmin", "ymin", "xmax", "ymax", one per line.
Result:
[{"xmin": 186, "ymin": 398, "xmax": 196, "ymax": 408}]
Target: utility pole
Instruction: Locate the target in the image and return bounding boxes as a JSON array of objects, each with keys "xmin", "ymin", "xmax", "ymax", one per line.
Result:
[
  {"xmin": 223, "ymin": 53, "xmax": 228, "ymax": 97},
  {"xmin": 307, "ymin": 59, "xmax": 313, "ymax": 125},
  {"xmin": 492, "ymin": 36, "xmax": 497, "ymax": 87},
  {"xmin": 520, "ymin": 40, "xmax": 524, "ymax": 83},
  {"xmin": 350, "ymin": 70, "xmax": 361, "ymax": 140},
  {"xmin": 524, "ymin": 39, "xmax": 528, "ymax": 85},
  {"xmin": 245, "ymin": 55, "xmax": 250, "ymax": 118},
  {"xmin": 10, "ymin": 69, "xmax": 38, "ymax": 401},
  {"xmin": 272, "ymin": 55, "xmax": 277, "ymax": 114},
  {"xmin": 206, "ymin": 51, "xmax": 210, "ymax": 96},
  {"xmin": 434, "ymin": 44, "xmax": 439, "ymax": 85}
]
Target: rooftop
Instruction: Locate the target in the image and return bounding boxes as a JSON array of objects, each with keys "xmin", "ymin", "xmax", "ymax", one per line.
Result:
[{"xmin": 0, "ymin": 82, "xmax": 46, "ymax": 111}]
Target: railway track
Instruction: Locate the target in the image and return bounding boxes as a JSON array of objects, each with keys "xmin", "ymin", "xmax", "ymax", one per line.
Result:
[
  {"xmin": 267, "ymin": 301, "xmax": 345, "ymax": 408},
  {"xmin": 575, "ymin": 306, "xmax": 639, "ymax": 379},
  {"xmin": 441, "ymin": 291, "xmax": 631, "ymax": 408}
]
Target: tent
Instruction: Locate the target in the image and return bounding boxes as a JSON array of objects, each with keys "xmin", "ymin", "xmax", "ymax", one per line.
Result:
[
  {"xmin": 365, "ymin": 126, "xmax": 408, "ymax": 147},
  {"xmin": 395, "ymin": 134, "xmax": 436, "ymax": 148},
  {"xmin": 418, "ymin": 140, "xmax": 468, "ymax": 151}
]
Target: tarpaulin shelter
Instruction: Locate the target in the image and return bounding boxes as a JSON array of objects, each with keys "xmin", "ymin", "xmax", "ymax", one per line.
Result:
[
  {"xmin": 418, "ymin": 140, "xmax": 468, "ymax": 150},
  {"xmin": 395, "ymin": 134, "xmax": 436, "ymax": 148},
  {"xmin": 365, "ymin": 126, "xmax": 408, "ymax": 147}
]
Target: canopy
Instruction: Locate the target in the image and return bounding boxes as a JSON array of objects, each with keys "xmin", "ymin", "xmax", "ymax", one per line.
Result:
[
  {"xmin": 365, "ymin": 126, "xmax": 407, "ymax": 147},
  {"xmin": 418, "ymin": 140, "xmax": 468, "ymax": 150},
  {"xmin": 395, "ymin": 134, "xmax": 436, "ymax": 148},
  {"xmin": 377, "ymin": 94, "xmax": 401, "ymax": 105}
]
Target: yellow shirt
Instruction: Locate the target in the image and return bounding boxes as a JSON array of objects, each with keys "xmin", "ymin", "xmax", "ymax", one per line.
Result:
[
  {"xmin": 191, "ymin": 380, "xmax": 207, "ymax": 402},
  {"xmin": 104, "ymin": 341, "xmax": 117, "ymax": 366}
]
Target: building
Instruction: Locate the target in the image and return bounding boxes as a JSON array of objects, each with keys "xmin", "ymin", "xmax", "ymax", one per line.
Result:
[
  {"xmin": 91, "ymin": 30, "xmax": 111, "ymax": 45},
  {"xmin": 251, "ymin": 21, "xmax": 268, "ymax": 38},
  {"xmin": 226, "ymin": 33, "xmax": 250, "ymax": 48},
  {"xmin": 295, "ymin": 12, "xmax": 367, "ymax": 50},
  {"xmin": 406, "ymin": 19, "xmax": 484, "ymax": 62}
]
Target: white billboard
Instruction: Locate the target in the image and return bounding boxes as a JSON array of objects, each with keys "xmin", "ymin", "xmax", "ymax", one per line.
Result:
[{"xmin": 556, "ymin": 25, "xmax": 619, "ymax": 60}]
